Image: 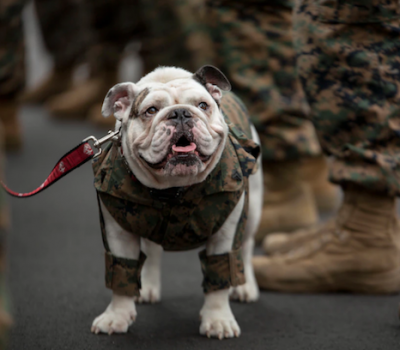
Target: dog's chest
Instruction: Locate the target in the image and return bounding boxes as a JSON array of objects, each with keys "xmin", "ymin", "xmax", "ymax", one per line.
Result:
[{"xmin": 94, "ymin": 138, "xmax": 246, "ymax": 251}]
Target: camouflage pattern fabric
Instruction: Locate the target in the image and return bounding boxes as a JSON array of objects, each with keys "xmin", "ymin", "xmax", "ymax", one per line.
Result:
[
  {"xmin": 93, "ymin": 92, "xmax": 259, "ymax": 293},
  {"xmin": 84, "ymin": 0, "xmax": 209, "ymax": 74},
  {"xmin": 87, "ymin": 0, "xmax": 210, "ymax": 74},
  {"xmin": 138, "ymin": 0, "xmax": 203, "ymax": 73},
  {"xmin": 293, "ymin": 0, "xmax": 400, "ymax": 196},
  {"xmin": 105, "ymin": 251, "xmax": 146, "ymax": 297},
  {"xmin": 83, "ymin": 0, "xmax": 144, "ymax": 74},
  {"xmin": 34, "ymin": 0, "xmax": 142, "ymax": 72},
  {"xmin": 34, "ymin": 0, "xmax": 212, "ymax": 75},
  {"xmin": 34, "ymin": 0, "xmax": 91, "ymax": 69},
  {"xmin": 0, "ymin": 0, "xmax": 26, "ymax": 97},
  {"xmin": 174, "ymin": 0, "xmax": 214, "ymax": 70},
  {"xmin": 199, "ymin": 248, "xmax": 245, "ymax": 294},
  {"xmin": 205, "ymin": 0, "xmax": 321, "ymax": 162}
]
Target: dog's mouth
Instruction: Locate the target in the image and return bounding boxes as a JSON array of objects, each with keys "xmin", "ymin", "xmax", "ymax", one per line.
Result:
[{"xmin": 141, "ymin": 132, "xmax": 211, "ymax": 169}]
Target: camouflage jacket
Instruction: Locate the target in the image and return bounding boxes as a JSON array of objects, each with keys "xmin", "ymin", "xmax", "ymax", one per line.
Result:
[{"xmin": 92, "ymin": 92, "xmax": 260, "ymax": 252}]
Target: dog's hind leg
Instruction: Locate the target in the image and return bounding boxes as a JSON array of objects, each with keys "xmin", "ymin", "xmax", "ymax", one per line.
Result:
[
  {"xmin": 134, "ymin": 238, "xmax": 163, "ymax": 304},
  {"xmin": 91, "ymin": 199, "xmax": 141, "ymax": 335},
  {"xmin": 230, "ymin": 125, "xmax": 262, "ymax": 303}
]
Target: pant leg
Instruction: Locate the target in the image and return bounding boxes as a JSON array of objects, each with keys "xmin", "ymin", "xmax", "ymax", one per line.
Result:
[
  {"xmin": 34, "ymin": 0, "xmax": 91, "ymax": 69},
  {"xmin": 293, "ymin": 0, "xmax": 400, "ymax": 196},
  {"xmin": 139, "ymin": 0, "xmax": 201, "ymax": 73},
  {"xmin": 174, "ymin": 0, "xmax": 214, "ymax": 70},
  {"xmin": 82, "ymin": 0, "xmax": 143, "ymax": 73},
  {"xmin": 206, "ymin": 0, "xmax": 321, "ymax": 162},
  {"xmin": 0, "ymin": 0, "xmax": 25, "ymax": 97}
]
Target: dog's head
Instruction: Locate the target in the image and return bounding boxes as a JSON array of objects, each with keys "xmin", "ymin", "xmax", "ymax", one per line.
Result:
[{"xmin": 102, "ymin": 66, "xmax": 231, "ymax": 189}]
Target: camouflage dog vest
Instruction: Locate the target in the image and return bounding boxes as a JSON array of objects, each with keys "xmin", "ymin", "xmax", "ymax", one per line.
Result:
[{"xmin": 92, "ymin": 92, "xmax": 260, "ymax": 295}]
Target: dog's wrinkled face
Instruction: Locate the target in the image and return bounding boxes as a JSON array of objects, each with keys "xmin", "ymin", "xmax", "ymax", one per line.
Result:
[{"xmin": 101, "ymin": 66, "xmax": 232, "ymax": 189}]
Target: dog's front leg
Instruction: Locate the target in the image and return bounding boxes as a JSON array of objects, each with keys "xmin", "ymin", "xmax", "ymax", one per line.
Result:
[
  {"xmin": 199, "ymin": 193, "xmax": 245, "ymax": 339},
  {"xmin": 134, "ymin": 238, "xmax": 163, "ymax": 304},
  {"xmin": 91, "ymin": 200, "xmax": 141, "ymax": 335}
]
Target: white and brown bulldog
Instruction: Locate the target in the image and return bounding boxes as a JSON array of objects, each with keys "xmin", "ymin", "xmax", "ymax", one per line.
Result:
[{"xmin": 91, "ymin": 66, "xmax": 263, "ymax": 339}]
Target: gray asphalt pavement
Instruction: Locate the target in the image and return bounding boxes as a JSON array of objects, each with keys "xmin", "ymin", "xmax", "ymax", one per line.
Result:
[{"xmin": 4, "ymin": 106, "xmax": 400, "ymax": 350}]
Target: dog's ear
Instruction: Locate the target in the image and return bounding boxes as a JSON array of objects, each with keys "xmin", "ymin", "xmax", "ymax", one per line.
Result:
[
  {"xmin": 102, "ymin": 82, "xmax": 137, "ymax": 120},
  {"xmin": 193, "ymin": 65, "xmax": 231, "ymax": 102}
]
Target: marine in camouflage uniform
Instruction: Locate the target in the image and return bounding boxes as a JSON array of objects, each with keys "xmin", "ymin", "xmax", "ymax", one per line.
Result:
[
  {"xmin": 38, "ymin": 0, "xmax": 141, "ymax": 118},
  {"xmin": 92, "ymin": 92, "xmax": 260, "ymax": 295},
  {"xmin": 204, "ymin": 0, "xmax": 339, "ymax": 241},
  {"xmin": 253, "ymin": 0, "xmax": 400, "ymax": 294},
  {"xmin": 43, "ymin": 0, "xmax": 206, "ymax": 126}
]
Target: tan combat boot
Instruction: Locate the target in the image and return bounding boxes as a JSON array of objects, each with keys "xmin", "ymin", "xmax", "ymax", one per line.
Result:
[
  {"xmin": 253, "ymin": 185, "xmax": 400, "ymax": 294},
  {"xmin": 88, "ymin": 102, "xmax": 116, "ymax": 129},
  {"xmin": 261, "ymin": 156, "xmax": 340, "ymax": 254},
  {"xmin": 0, "ymin": 99, "xmax": 22, "ymax": 151},
  {"xmin": 46, "ymin": 70, "xmax": 117, "ymax": 119},
  {"xmin": 255, "ymin": 160, "xmax": 318, "ymax": 244},
  {"xmin": 19, "ymin": 68, "xmax": 73, "ymax": 104},
  {"xmin": 299, "ymin": 155, "xmax": 340, "ymax": 213}
]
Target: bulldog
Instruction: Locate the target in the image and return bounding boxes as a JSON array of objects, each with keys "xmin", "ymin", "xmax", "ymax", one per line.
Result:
[{"xmin": 90, "ymin": 65, "xmax": 263, "ymax": 339}]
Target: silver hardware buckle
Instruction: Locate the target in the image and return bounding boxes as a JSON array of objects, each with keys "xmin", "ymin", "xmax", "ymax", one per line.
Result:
[{"xmin": 83, "ymin": 129, "xmax": 120, "ymax": 158}]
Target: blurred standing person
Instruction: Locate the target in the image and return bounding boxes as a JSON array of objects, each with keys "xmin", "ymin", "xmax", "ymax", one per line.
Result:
[
  {"xmin": 48, "ymin": 0, "xmax": 201, "ymax": 126},
  {"xmin": 20, "ymin": 0, "xmax": 90, "ymax": 104},
  {"xmin": 205, "ymin": 0, "xmax": 339, "ymax": 243},
  {"xmin": 253, "ymin": 0, "xmax": 400, "ymax": 293},
  {"xmin": 44, "ymin": 0, "xmax": 134, "ymax": 120},
  {"xmin": 0, "ymin": 0, "xmax": 25, "ymax": 346},
  {"xmin": 86, "ymin": 0, "xmax": 209, "ymax": 127}
]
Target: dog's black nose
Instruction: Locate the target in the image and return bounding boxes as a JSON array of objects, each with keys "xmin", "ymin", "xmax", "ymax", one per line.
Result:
[{"xmin": 168, "ymin": 108, "xmax": 192, "ymax": 122}]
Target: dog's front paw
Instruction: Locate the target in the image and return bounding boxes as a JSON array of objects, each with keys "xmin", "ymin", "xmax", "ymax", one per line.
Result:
[
  {"xmin": 199, "ymin": 308, "xmax": 241, "ymax": 339},
  {"xmin": 134, "ymin": 282, "xmax": 161, "ymax": 304},
  {"xmin": 230, "ymin": 280, "xmax": 259, "ymax": 303},
  {"xmin": 91, "ymin": 304, "xmax": 136, "ymax": 335}
]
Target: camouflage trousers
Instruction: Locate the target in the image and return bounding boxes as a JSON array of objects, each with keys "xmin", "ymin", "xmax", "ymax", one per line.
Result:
[
  {"xmin": 34, "ymin": 0, "xmax": 91, "ymax": 70},
  {"xmin": 34, "ymin": 0, "xmax": 205, "ymax": 74},
  {"xmin": 84, "ymin": 0, "xmax": 205, "ymax": 73},
  {"xmin": 138, "ymin": 0, "xmax": 209, "ymax": 74},
  {"xmin": 34, "ymin": 0, "xmax": 141, "ymax": 72},
  {"xmin": 83, "ymin": 0, "xmax": 143, "ymax": 73},
  {"xmin": 0, "ymin": 0, "xmax": 26, "ymax": 97},
  {"xmin": 205, "ymin": 0, "xmax": 321, "ymax": 162},
  {"xmin": 293, "ymin": 0, "xmax": 400, "ymax": 196}
]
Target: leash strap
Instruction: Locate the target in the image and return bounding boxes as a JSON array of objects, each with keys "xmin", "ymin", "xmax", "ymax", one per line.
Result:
[
  {"xmin": 1, "ymin": 129, "xmax": 120, "ymax": 198},
  {"xmin": 1, "ymin": 142, "xmax": 95, "ymax": 198}
]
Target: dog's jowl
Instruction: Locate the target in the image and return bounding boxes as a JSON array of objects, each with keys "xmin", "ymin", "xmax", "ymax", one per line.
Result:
[{"xmin": 91, "ymin": 66, "xmax": 263, "ymax": 339}]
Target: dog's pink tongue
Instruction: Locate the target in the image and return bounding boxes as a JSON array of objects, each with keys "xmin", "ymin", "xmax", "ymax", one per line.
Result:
[{"xmin": 172, "ymin": 143, "xmax": 197, "ymax": 153}]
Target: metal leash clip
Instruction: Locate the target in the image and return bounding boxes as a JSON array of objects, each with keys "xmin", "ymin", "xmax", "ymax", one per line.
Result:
[{"xmin": 83, "ymin": 128, "xmax": 121, "ymax": 158}]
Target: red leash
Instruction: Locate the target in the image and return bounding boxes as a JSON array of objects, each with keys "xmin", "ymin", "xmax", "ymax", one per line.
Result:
[{"xmin": 1, "ymin": 130, "xmax": 120, "ymax": 198}]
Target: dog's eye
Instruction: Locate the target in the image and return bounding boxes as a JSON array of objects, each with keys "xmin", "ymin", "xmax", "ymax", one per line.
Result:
[
  {"xmin": 145, "ymin": 107, "xmax": 158, "ymax": 117},
  {"xmin": 198, "ymin": 102, "xmax": 208, "ymax": 111}
]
